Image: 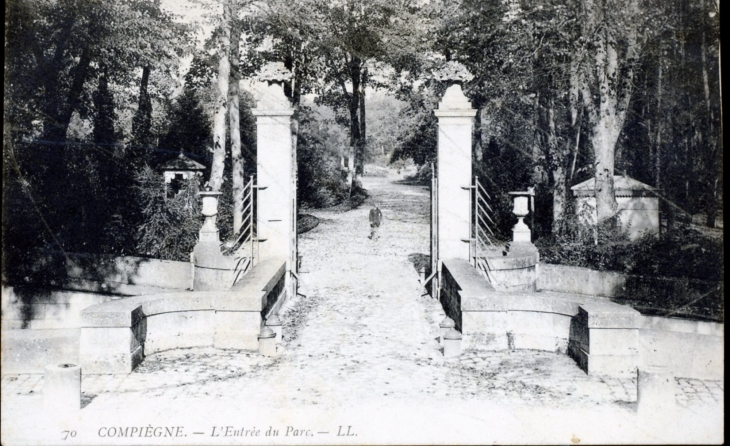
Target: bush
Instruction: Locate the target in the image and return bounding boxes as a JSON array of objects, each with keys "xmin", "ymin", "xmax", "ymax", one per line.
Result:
[
  {"xmin": 536, "ymin": 218, "xmax": 724, "ymax": 321},
  {"xmin": 536, "ymin": 213, "xmax": 635, "ymax": 271},
  {"xmin": 614, "ymin": 275, "xmax": 724, "ymax": 322},
  {"xmin": 133, "ymin": 166, "xmax": 202, "ymax": 261},
  {"xmin": 628, "ymin": 227, "xmax": 724, "ymax": 282},
  {"xmin": 296, "ymin": 107, "xmax": 350, "ymax": 208},
  {"xmin": 399, "ymin": 164, "xmax": 432, "ymax": 185}
]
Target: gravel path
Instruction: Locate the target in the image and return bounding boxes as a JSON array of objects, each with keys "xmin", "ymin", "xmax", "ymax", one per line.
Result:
[{"xmin": 1, "ymin": 175, "xmax": 724, "ymax": 445}]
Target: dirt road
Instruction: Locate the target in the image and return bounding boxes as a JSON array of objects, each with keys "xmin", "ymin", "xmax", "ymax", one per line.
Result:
[{"xmin": 1, "ymin": 175, "xmax": 723, "ymax": 445}]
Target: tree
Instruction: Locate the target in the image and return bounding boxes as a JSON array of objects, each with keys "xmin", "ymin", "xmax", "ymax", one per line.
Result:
[
  {"xmin": 134, "ymin": 166, "xmax": 201, "ymax": 261},
  {"xmin": 571, "ymin": 0, "xmax": 659, "ymax": 222},
  {"xmin": 229, "ymin": 13, "xmax": 245, "ymax": 233},
  {"xmin": 247, "ymin": 0, "xmax": 431, "ymax": 194},
  {"xmin": 3, "ymin": 0, "xmax": 193, "ymax": 267},
  {"xmin": 92, "ymin": 66, "xmax": 117, "ymax": 145},
  {"xmin": 158, "ymin": 88, "xmax": 213, "ymax": 167},
  {"xmin": 208, "ymin": 0, "xmax": 232, "ymax": 192},
  {"xmin": 432, "ymin": 0, "xmax": 582, "ymax": 235}
]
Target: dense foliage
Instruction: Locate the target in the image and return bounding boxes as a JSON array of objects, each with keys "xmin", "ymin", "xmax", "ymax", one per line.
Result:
[
  {"xmin": 134, "ymin": 167, "xmax": 202, "ymax": 261},
  {"xmin": 296, "ymin": 107, "xmax": 351, "ymax": 208},
  {"xmin": 537, "ymin": 225, "xmax": 724, "ymax": 321},
  {"xmin": 3, "ymin": 0, "xmax": 722, "ymax": 304}
]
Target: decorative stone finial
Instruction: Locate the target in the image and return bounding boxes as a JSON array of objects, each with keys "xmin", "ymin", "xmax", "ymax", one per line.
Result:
[
  {"xmin": 252, "ymin": 63, "xmax": 292, "ymax": 110},
  {"xmin": 433, "ymin": 61, "xmax": 474, "ymax": 84},
  {"xmin": 256, "ymin": 62, "xmax": 292, "ymax": 83},
  {"xmin": 198, "ymin": 189, "xmax": 223, "ymax": 240}
]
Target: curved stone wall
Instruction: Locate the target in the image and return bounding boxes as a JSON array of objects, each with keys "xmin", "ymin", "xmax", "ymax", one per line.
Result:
[
  {"xmin": 441, "ymin": 258, "xmax": 724, "ymax": 379},
  {"xmin": 79, "ymin": 259, "xmax": 286, "ymax": 374}
]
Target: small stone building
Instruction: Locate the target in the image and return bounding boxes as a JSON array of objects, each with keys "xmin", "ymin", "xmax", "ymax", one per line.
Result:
[
  {"xmin": 159, "ymin": 153, "xmax": 206, "ymax": 197},
  {"xmin": 571, "ymin": 175, "xmax": 660, "ymax": 240}
]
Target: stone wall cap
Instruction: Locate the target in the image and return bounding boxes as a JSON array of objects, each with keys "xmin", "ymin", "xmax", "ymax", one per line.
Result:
[
  {"xmin": 81, "ymin": 260, "xmax": 287, "ymax": 327},
  {"xmin": 487, "ymin": 252, "xmax": 538, "ymax": 270},
  {"xmin": 579, "ymin": 302, "xmax": 641, "ymax": 328}
]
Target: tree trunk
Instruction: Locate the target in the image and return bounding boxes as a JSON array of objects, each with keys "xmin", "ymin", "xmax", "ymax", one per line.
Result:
[
  {"xmin": 133, "ymin": 66, "xmax": 152, "ymax": 141},
  {"xmin": 92, "ymin": 64, "xmax": 115, "ymax": 145},
  {"xmin": 349, "ymin": 56, "xmax": 363, "ymax": 182},
  {"xmin": 40, "ymin": 17, "xmax": 76, "ymax": 140},
  {"xmin": 581, "ymin": 0, "xmax": 640, "ymax": 224},
  {"xmin": 209, "ymin": 0, "xmax": 231, "ymax": 192},
  {"xmin": 568, "ymin": 58, "xmax": 582, "ymax": 182},
  {"xmin": 655, "ymin": 57, "xmax": 663, "ymax": 189},
  {"xmin": 359, "ymin": 65, "xmax": 368, "ymax": 175},
  {"xmin": 593, "ymin": 26, "xmax": 619, "ymax": 223},
  {"xmin": 229, "ymin": 20, "xmax": 243, "ymax": 233},
  {"xmin": 548, "ymin": 100, "xmax": 567, "ymax": 234},
  {"xmin": 708, "ymin": 35, "xmax": 721, "ymax": 227},
  {"xmin": 700, "ymin": 7, "xmax": 718, "ymax": 227},
  {"xmin": 43, "ymin": 47, "xmax": 92, "ymax": 143},
  {"xmin": 131, "ymin": 65, "xmax": 153, "ymax": 167}
]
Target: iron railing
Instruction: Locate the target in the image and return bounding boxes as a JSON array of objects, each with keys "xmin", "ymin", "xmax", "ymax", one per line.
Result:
[
  {"xmin": 224, "ymin": 176, "xmax": 257, "ymax": 286},
  {"xmin": 470, "ymin": 176, "xmax": 497, "ymax": 283}
]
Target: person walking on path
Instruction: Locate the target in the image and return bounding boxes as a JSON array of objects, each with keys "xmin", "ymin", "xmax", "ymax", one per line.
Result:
[{"xmin": 368, "ymin": 204, "xmax": 383, "ymax": 240}]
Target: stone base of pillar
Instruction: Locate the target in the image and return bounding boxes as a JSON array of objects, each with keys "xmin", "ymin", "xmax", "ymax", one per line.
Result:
[
  {"xmin": 503, "ymin": 241, "xmax": 539, "ymax": 257},
  {"xmin": 193, "ymin": 240, "xmax": 235, "ymax": 291},
  {"xmin": 488, "ymin": 251, "xmax": 539, "ymax": 292}
]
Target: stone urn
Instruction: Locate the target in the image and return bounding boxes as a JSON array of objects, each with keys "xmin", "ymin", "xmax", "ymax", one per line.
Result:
[
  {"xmin": 504, "ymin": 189, "xmax": 538, "ymax": 257},
  {"xmin": 510, "ymin": 193, "xmax": 531, "ymax": 243},
  {"xmin": 193, "ymin": 187, "xmax": 233, "ymax": 291},
  {"xmin": 199, "ymin": 188, "xmax": 222, "ymax": 242}
]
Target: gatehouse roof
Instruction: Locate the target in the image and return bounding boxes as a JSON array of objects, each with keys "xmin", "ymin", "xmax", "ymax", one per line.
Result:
[
  {"xmin": 571, "ymin": 175, "xmax": 657, "ymax": 197},
  {"xmin": 159, "ymin": 153, "xmax": 206, "ymax": 171}
]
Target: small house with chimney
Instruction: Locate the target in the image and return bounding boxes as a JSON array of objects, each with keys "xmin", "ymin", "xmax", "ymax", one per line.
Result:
[{"xmin": 159, "ymin": 153, "xmax": 206, "ymax": 197}]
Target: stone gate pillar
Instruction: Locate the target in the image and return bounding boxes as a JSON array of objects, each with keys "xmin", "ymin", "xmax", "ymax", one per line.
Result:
[
  {"xmin": 434, "ymin": 84, "xmax": 476, "ymax": 261},
  {"xmin": 251, "ymin": 78, "xmax": 295, "ymax": 276}
]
